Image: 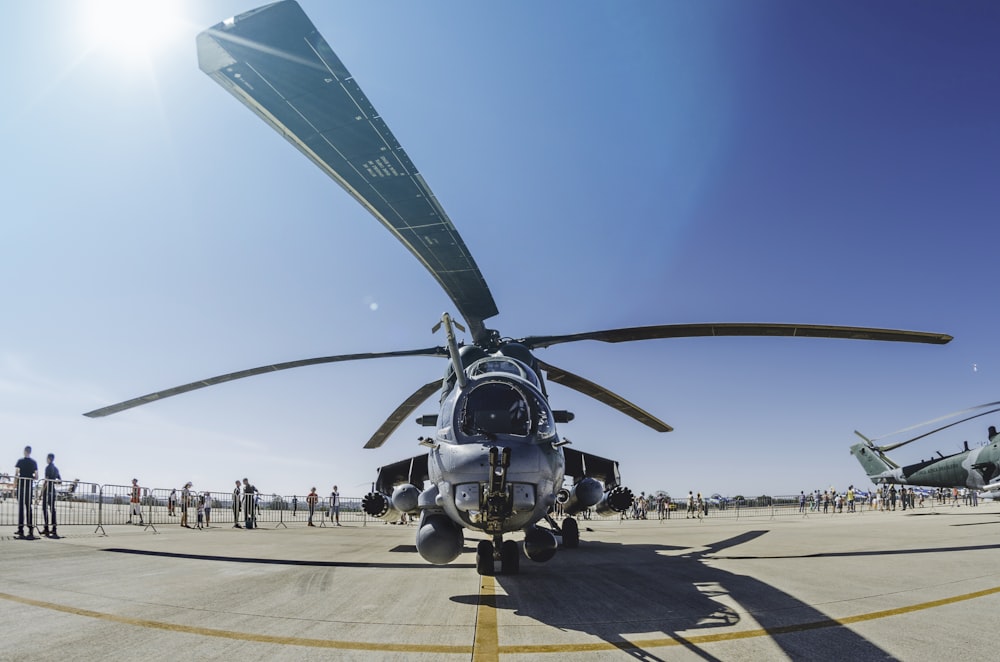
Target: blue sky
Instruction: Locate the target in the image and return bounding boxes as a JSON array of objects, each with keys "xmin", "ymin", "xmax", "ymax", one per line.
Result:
[{"xmin": 2, "ymin": 1, "xmax": 998, "ymax": 499}]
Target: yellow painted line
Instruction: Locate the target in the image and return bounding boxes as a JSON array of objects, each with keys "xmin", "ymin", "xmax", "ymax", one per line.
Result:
[
  {"xmin": 3, "ymin": 582, "xmax": 1000, "ymax": 656},
  {"xmin": 497, "ymin": 584, "xmax": 1000, "ymax": 654},
  {"xmin": 473, "ymin": 575, "xmax": 500, "ymax": 661},
  {"xmin": 0, "ymin": 591, "xmax": 469, "ymax": 654}
]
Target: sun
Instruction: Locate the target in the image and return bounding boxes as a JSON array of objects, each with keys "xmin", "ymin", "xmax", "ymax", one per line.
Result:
[{"xmin": 80, "ymin": 0, "xmax": 187, "ymax": 59}]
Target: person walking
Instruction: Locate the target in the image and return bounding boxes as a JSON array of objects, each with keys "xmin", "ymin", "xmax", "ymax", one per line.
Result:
[
  {"xmin": 306, "ymin": 487, "xmax": 319, "ymax": 526},
  {"xmin": 14, "ymin": 446, "xmax": 38, "ymax": 539},
  {"xmin": 41, "ymin": 453, "xmax": 62, "ymax": 537}
]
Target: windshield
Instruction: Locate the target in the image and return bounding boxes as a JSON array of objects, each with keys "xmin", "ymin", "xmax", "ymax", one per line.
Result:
[
  {"xmin": 458, "ymin": 381, "xmax": 555, "ymax": 441},
  {"xmin": 461, "ymin": 382, "xmax": 531, "ymax": 436}
]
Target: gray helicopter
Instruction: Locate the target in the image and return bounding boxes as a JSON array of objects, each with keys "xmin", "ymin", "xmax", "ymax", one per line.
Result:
[
  {"xmin": 85, "ymin": 1, "xmax": 951, "ymax": 575},
  {"xmin": 852, "ymin": 402, "xmax": 1000, "ymax": 492}
]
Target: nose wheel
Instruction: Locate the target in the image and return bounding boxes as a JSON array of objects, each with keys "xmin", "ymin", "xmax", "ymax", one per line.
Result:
[
  {"xmin": 476, "ymin": 538, "xmax": 521, "ymax": 575},
  {"xmin": 560, "ymin": 516, "xmax": 579, "ymax": 548}
]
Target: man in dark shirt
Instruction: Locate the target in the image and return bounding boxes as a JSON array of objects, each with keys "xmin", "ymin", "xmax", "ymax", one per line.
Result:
[
  {"xmin": 242, "ymin": 478, "xmax": 257, "ymax": 529},
  {"xmin": 232, "ymin": 480, "xmax": 242, "ymax": 528},
  {"xmin": 41, "ymin": 453, "xmax": 61, "ymax": 537},
  {"xmin": 14, "ymin": 446, "xmax": 38, "ymax": 538}
]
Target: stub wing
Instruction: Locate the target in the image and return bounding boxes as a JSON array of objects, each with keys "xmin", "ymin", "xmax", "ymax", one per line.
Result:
[
  {"xmin": 563, "ymin": 447, "xmax": 623, "ymax": 488},
  {"xmin": 373, "ymin": 454, "xmax": 429, "ymax": 495}
]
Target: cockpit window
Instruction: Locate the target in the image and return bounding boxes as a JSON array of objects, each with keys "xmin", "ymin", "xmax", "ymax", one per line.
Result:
[{"xmin": 461, "ymin": 382, "xmax": 531, "ymax": 436}]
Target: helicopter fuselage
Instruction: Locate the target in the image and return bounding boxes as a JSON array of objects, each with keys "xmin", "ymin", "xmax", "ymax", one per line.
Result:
[
  {"xmin": 428, "ymin": 353, "xmax": 566, "ymax": 535},
  {"xmin": 851, "ymin": 430, "xmax": 1000, "ymax": 490}
]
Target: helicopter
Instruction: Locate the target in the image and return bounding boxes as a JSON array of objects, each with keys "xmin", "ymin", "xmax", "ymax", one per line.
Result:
[
  {"xmin": 851, "ymin": 401, "xmax": 1000, "ymax": 492},
  {"xmin": 85, "ymin": 0, "xmax": 952, "ymax": 575}
]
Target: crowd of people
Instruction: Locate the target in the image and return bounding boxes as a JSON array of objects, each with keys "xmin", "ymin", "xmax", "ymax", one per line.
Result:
[
  {"xmin": 798, "ymin": 484, "xmax": 983, "ymax": 513},
  {"xmin": 7, "ymin": 441, "xmax": 351, "ymax": 538},
  {"xmin": 9, "ymin": 443, "xmax": 992, "ymax": 538}
]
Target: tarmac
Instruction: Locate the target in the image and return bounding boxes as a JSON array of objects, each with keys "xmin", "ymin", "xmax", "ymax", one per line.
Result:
[{"xmin": 2, "ymin": 502, "xmax": 1000, "ymax": 661}]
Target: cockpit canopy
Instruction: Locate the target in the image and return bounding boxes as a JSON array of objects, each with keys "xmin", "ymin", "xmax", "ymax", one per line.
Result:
[
  {"xmin": 442, "ymin": 343, "xmax": 543, "ymax": 394},
  {"xmin": 466, "ymin": 356, "xmax": 539, "ymax": 387}
]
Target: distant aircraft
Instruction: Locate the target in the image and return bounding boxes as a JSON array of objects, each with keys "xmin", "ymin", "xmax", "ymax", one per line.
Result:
[
  {"xmin": 86, "ymin": 1, "xmax": 952, "ymax": 575},
  {"xmin": 851, "ymin": 402, "xmax": 1000, "ymax": 491}
]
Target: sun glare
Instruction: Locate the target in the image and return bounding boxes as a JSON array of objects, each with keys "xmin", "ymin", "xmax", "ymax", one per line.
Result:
[{"xmin": 81, "ymin": 0, "xmax": 186, "ymax": 59}]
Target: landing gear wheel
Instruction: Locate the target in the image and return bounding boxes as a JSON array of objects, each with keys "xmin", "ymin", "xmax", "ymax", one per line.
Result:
[
  {"xmin": 476, "ymin": 540, "xmax": 495, "ymax": 576},
  {"xmin": 562, "ymin": 517, "xmax": 579, "ymax": 548},
  {"xmin": 500, "ymin": 539, "xmax": 520, "ymax": 575}
]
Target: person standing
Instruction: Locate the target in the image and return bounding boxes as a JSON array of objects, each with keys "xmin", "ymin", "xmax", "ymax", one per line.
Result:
[
  {"xmin": 203, "ymin": 492, "xmax": 212, "ymax": 528},
  {"xmin": 180, "ymin": 481, "xmax": 192, "ymax": 528},
  {"xmin": 330, "ymin": 485, "xmax": 341, "ymax": 526},
  {"xmin": 242, "ymin": 478, "xmax": 257, "ymax": 529},
  {"xmin": 129, "ymin": 478, "xmax": 144, "ymax": 525},
  {"xmin": 196, "ymin": 493, "xmax": 205, "ymax": 529},
  {"xmin": 306, "ymin": 487, "xmax": 319, "ymax": 526},
  {"xmin": 167, "ymin": 488, "xmax": 177, "ymax": 517},
  {"xmin": 232, "ymin": 480, "xmax": 242, "ymax": 528},
  {"xmin": 41, "ymin": 453, "xmax": 62, "ymax": 537},
  {"xmin": 14, "ymin": 446, "xmax": 39, "ymax": 539}
]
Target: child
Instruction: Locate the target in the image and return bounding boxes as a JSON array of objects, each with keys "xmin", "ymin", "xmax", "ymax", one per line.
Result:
[
  {"xmin": 203, "ymin": 492, "xmax": 212, "ymax": 528},
  {"xmin": 196, "ymin": 493, "xmax": 205, "ymax": 529}
]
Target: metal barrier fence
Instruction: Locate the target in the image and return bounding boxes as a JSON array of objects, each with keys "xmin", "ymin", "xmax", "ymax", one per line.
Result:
[
  {"xmin": 0, "ymin": 479, "xmax": 370, "ymax": 533},
  {"xmin": 1, "ymin": 478, "xmax": 106, "ymax": 534},
  {"xmin": 1, "ymin": 479, "xmax": 898, "ymax": 534}
]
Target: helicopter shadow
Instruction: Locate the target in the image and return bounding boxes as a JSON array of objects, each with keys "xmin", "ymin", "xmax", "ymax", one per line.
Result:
[{"xmin": 451, "ymin": 531, "xmax": 896, "ymax": 661}]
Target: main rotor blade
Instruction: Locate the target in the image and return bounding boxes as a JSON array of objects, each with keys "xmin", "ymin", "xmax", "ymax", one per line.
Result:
[
  {"xmin": 870, "ymin": 400, "xmax": 1000, "ymax": 442},
  {"xmin": 537, "ymin": 359, "xmax": 673, "ymax": 432},
  {"xmin": 520, "ymin": 323, "xmax": 952, "ymax": 350},
  {"xmin": 197, "ymin": 1, "xmax": 498, "ymax": 342},
  {"xmin": 364, "ymin": 380, "xmax": 442, "ymax": 449},
  {"xmin": 83, "ymin": 347, "xmax": 446, "ymax": 418},
  {"xmin": 870, "ymin": 404, "xmax": 1000, "ymax": 453}
]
